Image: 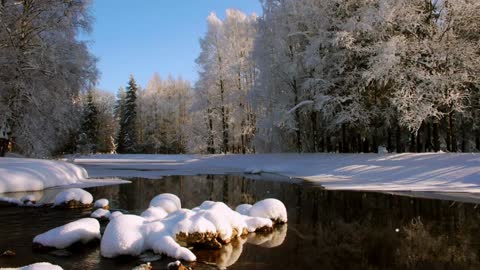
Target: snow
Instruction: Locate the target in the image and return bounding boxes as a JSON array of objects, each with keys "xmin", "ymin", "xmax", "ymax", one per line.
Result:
[
  {"xmin": 33, "ymin": 218, "xmax": 100, "ymax": 249},
  {"xmin": 53, "ymin": 188, "xmax": 93, "ymax": 206},
  {"xmin": 0, "ymin": 158, "xmax": 128, "ymax": 194},
  {"xmin": 149, "ymin": 193, "xmax": 181, "ymax": 213},
  {"xmin": 100, "ymin": 194, "xmax": 285, "ymax": 262},
  {"xmin": 248, "ymin": 199, "xmax": 288, "ymax": 223},
  {"xmin": 75, "ymin": 153, "xmax": 480, "ymax": 193},
  {"xmin": 91, "ymin": 208, "xmax": 111, "ymax": 219},
  {"xmin": 1, "ymin": 263, "xmax": 63, "ymax": 270},
  {"xmin": 94, "ymin": 198, "xmax": 109, "ymax": 209},
  {"xmin": 141, "ymin": 206, "xmax": 168, "ymax": 222},
  {"xmin": 235, "ymin": 204, "xmax": 252, "ymax": 215},
  {"xmin": 109, "ymin": 211, "xmax": 124, "ymax": 220}
]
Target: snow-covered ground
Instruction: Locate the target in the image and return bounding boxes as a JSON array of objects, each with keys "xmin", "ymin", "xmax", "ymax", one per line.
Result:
[
  {"xmin": 0, "ymin": 158, "xmax": 128, "ymax": 206},
  {"xmin": 73, "ymin": 153, "xmax": 480, "ymax": 193},
  {"xmin": 0, "ymin": 158, "xmax": 129, "ymax": 194}
]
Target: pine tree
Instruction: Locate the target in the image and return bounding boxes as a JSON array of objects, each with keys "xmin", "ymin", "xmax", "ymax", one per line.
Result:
[
  {"xmin": 77, "ymin": 90, "xmax": 99, "ymax": 153},
  {"xmin": 117, "ymin": 75, "xmax": 138, "ymax": 153}
]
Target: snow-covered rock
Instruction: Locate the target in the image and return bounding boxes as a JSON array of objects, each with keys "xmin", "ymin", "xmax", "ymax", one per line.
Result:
[
  {"xmin": 109, "ymin": 211, "xmax": 124, "ymax": 220},
  {"xmin": 93, "ymin": 198, "xmax": 109, "ymax": 209},
  {"xmin": 1, "ymin": 262, "xmax": 63, "ymax": 270},
  {"xmin": 91, "ymin": 208, "xmax": 111, "ymax": 220},
  {"xmin": 141, "ymin": 206, "xmax": 168, "ymax": 222},
  {"xmin": 52, "ymin": 188, "xmax": 93, "ymax": 208},
  {"xmin": 248, "ymin": 198, "xmax": 288, "ymax": 223},
  {"xmin": 235, "ymin": 204, "xmax": 252, "ymax": 216},
  {"xmin": 149, "ymin": 193, "xmax": 181, "ymax": 213},
  {"xmin": 101, "ymin": 214, "xmax": 146, "ymax": 258},
  {"xmin": 20, "ymin": 195, "xmax": 37, "ymax": 205},
  {"xmin": 0, "ymin": 158, "xmax": 88, "ymax": 193},
  {"xmin": 33, "ymin": 218, "xmax": 100, "ymax": 249},
  {"xmin": 100, "ymin": 194, "xmax": 286, "ymax": 262}
]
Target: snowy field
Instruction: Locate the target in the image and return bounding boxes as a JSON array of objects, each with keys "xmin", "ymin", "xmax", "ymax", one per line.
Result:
[
  {"xmin": 71, "ymin": 153, "xmax": 480, "ymax": 193},
  {"xmin": 0, "ymin": 158, "xmax": 128, "ymax": 194}
]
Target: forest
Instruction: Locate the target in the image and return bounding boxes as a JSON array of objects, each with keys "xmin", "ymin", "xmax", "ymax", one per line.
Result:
[{"xmin": 1, "ymin": 0, "xmax": 479, "ymax": 157}]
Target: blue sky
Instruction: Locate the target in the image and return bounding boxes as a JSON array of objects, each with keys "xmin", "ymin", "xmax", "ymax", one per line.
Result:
[{"xmin": 86, "ymin": 1, "xmax": 262, "ymax": 92}]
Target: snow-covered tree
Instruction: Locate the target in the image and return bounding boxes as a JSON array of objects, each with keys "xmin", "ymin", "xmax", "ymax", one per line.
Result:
[
  {"xmin": 193, "ymin": 10, "xmax": 257, "ymax": 154},
  {"xmin": 0, "ymin": 0, "xmax": 97, "ymax": 157},
  {"xmin": 117, "ymin": 75, "xmax": 138, "ymax": 153}
]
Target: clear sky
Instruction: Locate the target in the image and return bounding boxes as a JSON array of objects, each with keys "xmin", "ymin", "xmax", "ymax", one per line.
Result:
[{"xmin": 86, "ymin": 1, "xmax": 262, "ymax": 93}]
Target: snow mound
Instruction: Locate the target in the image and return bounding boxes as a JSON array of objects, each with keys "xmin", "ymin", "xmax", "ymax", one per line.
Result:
[
  {"xmin": 91, "ymin": 208, "xmax": 111, "ymax": 219},
  {"xmin": 2, "ymin": 262, "xmax": 63, "ymax": 270},
  {"xmin": 53, "ymin": 188, "xmax": 93, "ymax": 207},
  {"xmin": 0, "ymin": 158, "xmax": 88, "ymax": 193},
  {"xmin": 248, "ymin": 199, "xmax": 288, "ymax": 223},
  {"xmin": 149, "ymin": 193, "xmax": 181, "ymax": 213},
  {"xmin": 109, "ymin": 211, "xmax": 124, "ymax": 220},
  {"xmin": 33, "ymin": 218, "xmax": 100, "ymax": 249},
  {"xmin": 141, "ymin": 206, "xmax": 169, "ymax": 222},
  {"xmin": 100, "ymin": 193, "xmax": 287, "ymax": 262},
  {"xmin": 235, "ymin": 204, "xmax": 252, "ymax": 215},
  {"xmin": 101, "ymin": 214, "xmax": 146, "ymax": 258},
  {"xmin": 93, "ymin": 198, "xmax": 109, "ymax": 209}
]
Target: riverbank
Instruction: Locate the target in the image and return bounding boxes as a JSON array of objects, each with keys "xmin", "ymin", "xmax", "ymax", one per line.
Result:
[
  {"xmin": 71, "ymin": 153, "xmax": 480, "ymax": 193},
  {"xmin": 0, "ymin": 158, "xmax": 128, "ymax": 194}
]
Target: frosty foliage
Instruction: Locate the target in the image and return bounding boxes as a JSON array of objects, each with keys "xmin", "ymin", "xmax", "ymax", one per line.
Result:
[
  {"xmin": 251, "ymin": 0, "xmax": 480, "ymax": 153},
  {"xmin": 0, "ymin": 0, "xmax": 97, "ymax": 157}
]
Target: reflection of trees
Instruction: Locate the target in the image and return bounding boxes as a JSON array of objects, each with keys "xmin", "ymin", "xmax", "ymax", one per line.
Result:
[
  {"xmin": 397, "ymin": 218, "xmax": 477, "ymax": 268},
  {"xmin": 87, "ymin": 175, "xmax": 480, "ymax": 269}
]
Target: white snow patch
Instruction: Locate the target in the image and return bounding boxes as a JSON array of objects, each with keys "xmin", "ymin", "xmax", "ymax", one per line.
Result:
[
  {"xmin": 1, "ymin": 262, "xmax": 63, "ymax": 270},
  {"xmin": 0, "ymin": 157, "xmax": 127, "ymax": 194},
  {"xmin": 109, "ymin": 211, "xmax": 124, "ymax": 220},
  {"xmin": 33, "ymin": 218, "xmax": 100, "ymax": 249},
  {"xmin": 141, "ymin": 206, "xmax": 168, "ymax": 222},
  {"xmin": 235, "ymin": 204, "xmax": 252, "ymax": 215},
  {"xmin": 149, "ymin": 193, "xmax": 181, "ymax": 213},
  {"xmin": 100, "ymin": 194, "xmax": 286, "ymax": 262},
  {"xmin": 74, "ymin": 153, "xmax": 480, "ymax": 193},
  {"xmin": 94, "ymin": 198, "xmax": 109, "ymax": 209},
  {"xmin": 91, "ymin": 208, "xmax": 111, "ymax": 219},
  {"xmin": 249, "ymin": 199, "xmax": 288, "ymax": 223},
  {"xmin": 53, "ymin": 188, "xmax": 93, "ymax": 206}
]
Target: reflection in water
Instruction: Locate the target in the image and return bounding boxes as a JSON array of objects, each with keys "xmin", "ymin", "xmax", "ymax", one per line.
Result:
[{"xmin": 0, "ymin": 175, "xmax": 479, "ymax": 270}]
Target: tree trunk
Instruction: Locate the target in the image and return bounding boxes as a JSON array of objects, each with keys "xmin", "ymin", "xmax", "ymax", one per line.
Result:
[
  {"xmin": 425, "ymin": 122, "xmax": 432, "ymax": 152},
  {"xmin": 342, "ymin": 124, "xmax": 347, "ymax": 153},
  {"xmin": 363, "ymin": 137, "xmax": 370, "ymax": 153},
  {"xmin": 410, "ymin": 133, "xmax": 416, "ymax": 153},
  {"xmin": 416, "ymin": 125, "xmax": 422, "ymax": 153},
  {"xmin": 220, "ymin": 79, "xmax": 229, "ymax": 154},
  {"xmin": 311, "ymin": 112, "xmax": 319, "ymax": 152},
  {"xmin": 387, "ymin": 129, "xmax": 393, "ymax": 153},
  {"xmin": 396, "ymin": 124, "xmax": 402, "ymax": 153},
  {"xmin": 476, "ymin": 130, "xmax": 480, "ymax": 152},
  {"xmin": 433, "ymin": 122, "xmax": 440, "ymax": 152},
  {"xmin": 293, "ymin": 79, "xmax": 302, "ymax": 152},
  {"xmin": 450, "ymin": 112, "xmax": 457, "ymax": 152}
]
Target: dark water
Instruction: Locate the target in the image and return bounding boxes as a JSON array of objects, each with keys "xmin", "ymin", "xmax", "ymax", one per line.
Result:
[{"xmin": 1, "ymin": 175, "xmax": 480, "ymax": 270}]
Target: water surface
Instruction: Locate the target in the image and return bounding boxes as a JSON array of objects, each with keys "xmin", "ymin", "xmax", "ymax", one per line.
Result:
[{"xmin": 1, "ymin": 175, "xmax": 480, "ymax": 269}]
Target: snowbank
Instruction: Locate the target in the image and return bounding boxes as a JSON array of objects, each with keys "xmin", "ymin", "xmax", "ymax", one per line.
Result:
[
  {"xmin": 1, "ymin": 262, "xmax": 63, "ymax": 270},
  {"xmin": 53, "ymin": 188, "xmax": 93, "ymax": 207},
  {"xmin": 33, "ymin": 218, "xmax": 100, "ymax": 249},
  {"xmin": 100, "ymin": 194, "xmax": 287, "ymax": 261},
  {"xmin": 94, "ymin": 198, "xmax": 109, "ymax": 209},
  {"xmin": 74, "ymin": 153, "xmax": 480, "ymax": 192},
  {"xmin": 91, "ymin": 208, "xmax": 111, "ymax": 219},
  {"xmin": 0, "ymin": 158, "xmax": 128, "ymax": 194}
]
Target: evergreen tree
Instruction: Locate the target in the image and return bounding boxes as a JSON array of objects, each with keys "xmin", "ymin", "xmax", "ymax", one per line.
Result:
[
  {"xmin": 77, "ymin": 90, "xmax": 99, "ymax": 153},
  {"xmin": 117, "ymin": 75, "xmax": 138, "ymax": 153}
]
